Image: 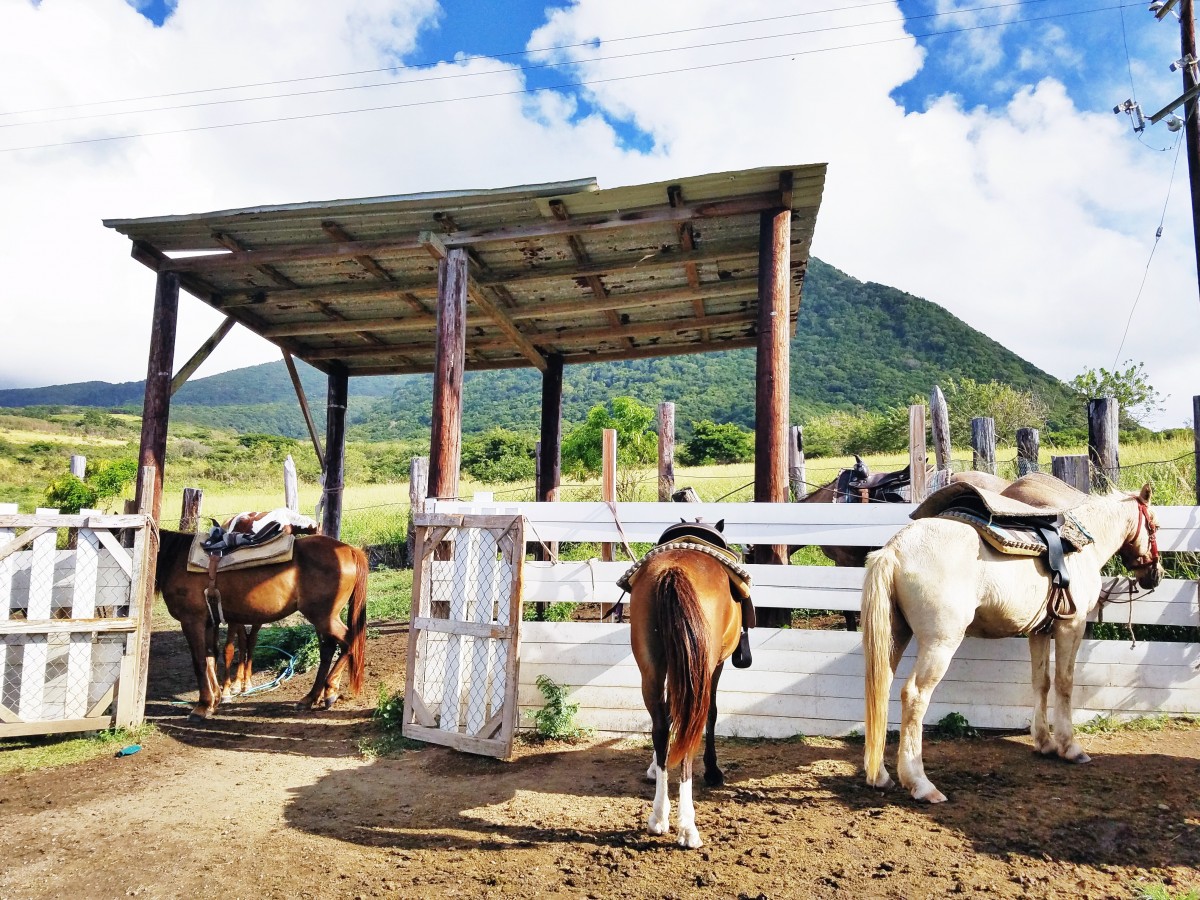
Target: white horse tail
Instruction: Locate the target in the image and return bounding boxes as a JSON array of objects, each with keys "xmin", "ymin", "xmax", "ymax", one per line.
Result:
[{"xmin": 862, "ymin": 544, "xmax": 898, "ymax": 786}]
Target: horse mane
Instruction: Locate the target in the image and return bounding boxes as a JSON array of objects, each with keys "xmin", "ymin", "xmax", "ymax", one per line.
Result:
[{"xmin": 154, "ymin": 529, "xmax": 192, "ymax": 590}]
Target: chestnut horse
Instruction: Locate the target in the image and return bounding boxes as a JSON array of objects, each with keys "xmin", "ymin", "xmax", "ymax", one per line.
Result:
[
  {"xmin": 155, "ymin": 529, "xmax": 368, "ymax": 719},
  {"xmin": 631, "ymin": 548, "xmax": 741, "ymax": 849},
  {"xmin": 863, "ymin": 484, "xmax": 1162, "ymax": 803}
]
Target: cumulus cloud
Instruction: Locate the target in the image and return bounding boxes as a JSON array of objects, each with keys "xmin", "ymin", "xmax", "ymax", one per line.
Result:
[{"xmin": 2, "ymin": 0, "xmax": 1195, "ymax": 426}]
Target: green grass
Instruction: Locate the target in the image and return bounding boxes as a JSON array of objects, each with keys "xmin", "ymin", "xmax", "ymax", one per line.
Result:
[
  {"xmin": 357, "ymin": 684, "xmax": 423, "ymax": 758},
  {"xmin": 1077, "ymin": 713, "xmax": 1200, "ymax": 734},
  {"xmin": 368, "ymin": 567, "xmax": 412, "ymax": 620},
  {"xmin": 0, "ymin": 725, "xmax": 156, "ymax": 775},
  {"xmin": 1133, "ymin": 883, "xmax": 1200, "ymax": 900}
]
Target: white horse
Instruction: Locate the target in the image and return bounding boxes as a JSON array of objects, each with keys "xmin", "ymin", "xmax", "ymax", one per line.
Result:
[{"xmin": 862, "ymin": 484, "xmax": 1163, "ymax": 803}]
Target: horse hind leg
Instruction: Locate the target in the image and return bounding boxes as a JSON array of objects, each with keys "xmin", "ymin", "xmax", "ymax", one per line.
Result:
[
  {"xmin": 703, "ymin": 661, "xmax": 725, "ymax": 787},
  {"xmin": 898, "ymin": 640, "xmax": 958, "ymax": 803},
  {"xmin": 299, "ymin": 633, "xmax": 340, "ymax": 710},
  {"xmin": 1028, "ymin": 633, "xmax": 1054, "ymax": 755},
  {"xmin": 642, "ymin": 669, "xmax": 671, "ymax": 835},
  {"xmin": 676, "ymin": 756, "xmax": 702, "ymax": 849}
]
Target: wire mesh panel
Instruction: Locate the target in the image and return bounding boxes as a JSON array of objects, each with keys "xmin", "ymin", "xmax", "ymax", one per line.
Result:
[
  {"xmin": 404, "ymin": 514, "xmax": 524, "ymax": 759},
  {"xmin": 0, "ymin": 507, "xmax": 148, "ymax": 737}
]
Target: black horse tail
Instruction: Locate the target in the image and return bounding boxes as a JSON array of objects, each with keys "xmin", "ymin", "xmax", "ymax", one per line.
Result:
[
  {"xmin": 655, "ymin": 565, "xmax": 712, "ymax": 770},
  {"xmin": 345, "ymin": 547, "xmax": 369, "ymax": 696}
]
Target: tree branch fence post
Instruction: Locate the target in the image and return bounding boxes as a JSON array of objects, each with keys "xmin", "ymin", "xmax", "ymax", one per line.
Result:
[
  {"xmin": 788, "ymin": 425, "xmax": 807, "ymax": 501},
  {"xmin": 930, "ymin": 385, "xmax": 952, "ymax": 474},
  {"xmin": 971, "ymin": 417, "xmax": 996, "ymax": 475},
  {"xmin": 909, "ymin": 404, "xmax": 928, "ymax": 502},
  {"xmin": 1016, "ymin": 428, "xmax": 1040, "ymax": 476},
  {"xmin": 658, "ymin": 402, "xmax": 675, "ymax": 502},
  {"xmin": 601, "ymin": 429, "xmax": 617, "ymax": 563},
  {"xmin": 407, "ymin": 456, "xmax": 428, "ymax": 569},
  {"xmin": 180, "ymin": 488, "xmax": 203, "ymax": 533},
  {"xmin": 1087, "ymin": 397, "xmax": 1120, "ymax": 491},
  {"xmin": 1052, "ymin": 455, "xmax": 1090, "ymax": 493}
]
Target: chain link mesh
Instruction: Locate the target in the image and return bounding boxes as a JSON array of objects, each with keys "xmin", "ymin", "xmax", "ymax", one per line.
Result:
[{"xmin": 413, "ymin": 525, "xmax": 514, "ymax": 738}]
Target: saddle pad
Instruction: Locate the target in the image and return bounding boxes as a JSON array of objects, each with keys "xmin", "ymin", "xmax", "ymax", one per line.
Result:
[
  {"xmin": 937, "ymin": 508, "xmax": 1093, "ymax": 558},
  {"xmin": 617, "ymin": 538, "xmax": 751, "ymax": 601},
  {"xmin": 187, "ymin": 531, "xmax": 295, "ymax": 573}
]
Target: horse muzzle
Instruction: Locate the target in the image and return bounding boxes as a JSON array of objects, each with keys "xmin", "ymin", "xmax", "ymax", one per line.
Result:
[{"xmin": 1134, "ymin": 561, "xmax": 1164, "ymax": 590}]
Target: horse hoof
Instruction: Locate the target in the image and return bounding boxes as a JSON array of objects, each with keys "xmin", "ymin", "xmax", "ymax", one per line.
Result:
[
  {"xmin": 645, "ymin": 765, "xmax": 658, "ymax": 783},
  {"xmin": 188, "ymin": 707, "xmax": 214, "ymax": 721},
  {"xmin": 704, "ymin": 768, "xmax": 725, "ymax": 788},
  {"xmin": 913, "ymin": 787, "xmax": 948, "ymax": 804},
  {"xmin": 323, "ymin": 695, "xmax": 339, "ymax": 710},
  {"xmin": 677, "ymin": 826, "xmax": 703, "ymax": 849},
  {"xmin": 1065, "ymin": 751, "xmax": 1091, "ymax": 765},
  {"xmin": 647, "ymin": 812, "xmax": 670, "ymax": 836},
  {"xmin": 868, "ymin": 775, "xmax": 894, "ymax": 791}
]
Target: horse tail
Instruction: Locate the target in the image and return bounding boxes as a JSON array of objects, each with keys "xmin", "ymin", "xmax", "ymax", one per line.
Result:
[
  {"xmin": 655, "ymin": 564, "xmax": 712, "ymax": 770},
  {"xmin": 862, "ymin": 544, "xmax": 898, "ymax": 786},
  {"xmin": 345, "ymin": 547, "xmax": 369, "ymax": 696}
]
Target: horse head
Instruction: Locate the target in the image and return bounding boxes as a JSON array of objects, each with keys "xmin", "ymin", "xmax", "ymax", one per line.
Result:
[{"xmin": 1118, "ymin": 483, "xmax": 1163, "ymax": 590}]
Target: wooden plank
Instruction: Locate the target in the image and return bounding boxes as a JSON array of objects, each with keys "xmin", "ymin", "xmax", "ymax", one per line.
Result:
[
  {"xmin": 92, "ymin": 528, "xmax": 134, "ymax": 579},
  {"xmin": 466, "ymin": 282, "xmax": 548, "ymax": 371},
  {"xmin": 17, "ymin": 512, "xmax": 58, "ymax": 721},
  {"xmin": 0, "ymin": 526, "xmax": 50, "ymax": 565},
  {"xmin": 283, "ymin": 351, "xmax": 324, "ymax": 468},
  {"xmin": 64, "ymin": 521, "xmax": 100, "ymax": 719},
  {"xmin": 0, "ymin": 619, "xmax": 138, "ymax": 636},
  {"xmin": 0, "ymin": 515, "xmax": 144, "ymax": 529},
  {"xmin": 0, "ymin": 715, "xmax": 117, "ymax": 740},
  {"xmin": 411, "ymin": 616, "xmax": 513, "ymax": 641},
  {"xmin": 170, "ymin": 317, "xmax": 236, "ymax": 395},
  {"xmin": 125, "ymin": 470, "xmax": 156, "ymax": 728},
  {"xmin": 0, "ymin": 502, "xmax": 16, "ymax": 622},
  {"xmin": 508, "ymin": 278, "xmax": 759, "ymax": 323},
  {"xmin": 86, "ymin": 683, "xmax": 116, "ymax": 718}
]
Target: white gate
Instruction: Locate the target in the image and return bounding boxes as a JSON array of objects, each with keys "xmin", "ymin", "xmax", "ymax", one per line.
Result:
[
  {"xmin": 403, "ymin": 514, "xmax": 524, "ymax": 758},
  {"xmin": 0, "ymin": 505, "xmax": 154, "ymax": 738}
]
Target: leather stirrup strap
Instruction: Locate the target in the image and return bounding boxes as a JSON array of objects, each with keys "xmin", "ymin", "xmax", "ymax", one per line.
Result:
[
  {"xmin": 204, "ymin": 553, "xmax": 225, "ymax": 625},
  {"xmin": 1035, "ymin": 524, "xmax": 1077, "ymax": 620}
]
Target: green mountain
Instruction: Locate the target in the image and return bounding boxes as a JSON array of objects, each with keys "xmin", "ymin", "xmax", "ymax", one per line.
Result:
[{"xmin": 0, "ymin": 259, "xmax": 1073, "ymax": 438}]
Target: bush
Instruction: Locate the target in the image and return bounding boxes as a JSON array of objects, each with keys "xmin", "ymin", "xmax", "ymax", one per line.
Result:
[
  {"xmin": 43, "ymin": 475, "xmax": 98, "ymax": 513},
  {"xmin": 562, "ymin": 397, "xmax": 656, "ymax": 478},
  {"xmin": 528, "ymin": 674, "xmax": 590, "ymax": 742},
  {"xmin": 461, "ymin": 428, "xmax": 535, "ymax": 483},
  {"xmin": 681, "ymin": 420, "xmax": 754, "ymax": 465},
  {"xmin": 87, "ymin": 457, "xmax": 138, "ymax": 501}
]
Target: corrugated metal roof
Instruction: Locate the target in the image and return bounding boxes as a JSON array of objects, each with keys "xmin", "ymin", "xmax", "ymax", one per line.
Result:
[{"xmin": 105, "ymin": 164, "xmax": 826, "ymax": 377}]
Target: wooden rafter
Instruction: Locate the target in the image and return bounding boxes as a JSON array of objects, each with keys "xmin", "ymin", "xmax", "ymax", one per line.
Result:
[
  {"xmin": 548, "ymin": 198, "xmax": 632, "ymax": 350},
  {"xmin": 322, "ymin": 220, "xmax": 425, "ymax": 314},
  {"xmin": 171, "ymin": 317, "xmax": 235, "ymax": 395},
  {"xmin": 668, "ymin": 184, "xmax": 709, "ymax": 341}
]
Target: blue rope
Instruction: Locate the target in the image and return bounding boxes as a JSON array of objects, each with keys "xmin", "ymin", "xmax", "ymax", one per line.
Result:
[{"xmin": 239, "ymin": 644, "xmax": 297, "ymax": 696}]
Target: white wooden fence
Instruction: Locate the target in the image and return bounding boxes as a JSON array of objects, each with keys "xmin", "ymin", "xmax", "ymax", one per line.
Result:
[
  {"xmin": 0, "ymin": 505, "xmax": 155, "ymax": 738},
  {"xmin": 429, "ymin": 499, "xmax": 1200, "ymax": 738}
]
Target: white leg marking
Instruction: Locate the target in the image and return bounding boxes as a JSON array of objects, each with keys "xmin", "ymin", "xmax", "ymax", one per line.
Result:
[
  {"xmin": 645, "ymin": 751, "xmax": 658, "ymax": 783},
  {"xmin": 647, "ymin": 764, "xmax": 670, "ymax": 835},
  {"xmin": 676, "ymin": 764, "xmax": 702, "ymax": 849}
]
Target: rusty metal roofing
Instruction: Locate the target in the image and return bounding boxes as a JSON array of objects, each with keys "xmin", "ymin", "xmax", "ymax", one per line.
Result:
[{"xmin": 104, "ymin": 164, "xmax": 826, "ymax": 377}]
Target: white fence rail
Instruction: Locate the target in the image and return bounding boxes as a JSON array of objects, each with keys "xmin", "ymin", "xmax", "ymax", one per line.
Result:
[
  {"xmin": 431, "ymin": 499, "xmax": 1200, "ymax": 738},
  {"xmin": 0, "ymin": 506, "xmax": 153, "ymax": 738}
]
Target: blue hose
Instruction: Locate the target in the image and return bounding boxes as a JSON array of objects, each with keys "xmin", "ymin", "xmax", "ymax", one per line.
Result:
[{"xmin": 239, "ymin": 644, "xmax": 297, "ymax": 696}]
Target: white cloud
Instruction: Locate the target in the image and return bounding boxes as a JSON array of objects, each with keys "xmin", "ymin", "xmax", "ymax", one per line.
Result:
[{"xmin": 1, "ymin": 0, "xmax": 1195, "ymax": 427}]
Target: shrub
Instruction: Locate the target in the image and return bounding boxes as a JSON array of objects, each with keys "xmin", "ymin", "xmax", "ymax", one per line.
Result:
[
  {"xmin": 562, "ymin": 397, "xmax": 656, "ymax": 478},
  {"xmin": 43, "ymin": 475, "xmax": 98, "ymax": 513},
  {"xmin": 681, "ymin": 420, "xmax": 754, "ymax": 465},
  {"xmin": 461, "ymin": 428, "xmax": 535, "ymax": 483},
  {"xmin": 87, "ymin": 457, "xmax": 138, "ymax": 501},
  {"xmin": 528, "ymin": 674, "xmax": 590, "ymax": 742}
]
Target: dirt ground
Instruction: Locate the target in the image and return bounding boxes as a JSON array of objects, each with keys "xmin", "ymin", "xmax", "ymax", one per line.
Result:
[{"xmin": 1, "ymin": 620, "xmax": 1198, "ymax": 900}]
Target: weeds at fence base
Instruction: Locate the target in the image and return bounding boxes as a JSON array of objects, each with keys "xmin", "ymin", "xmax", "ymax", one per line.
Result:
[
  {"xmin": 358, "ymin": 686, "xmax": 423, "ymax": 759},
  {"xmin": 524, "ymin": 674, "xmax": 591, "ymax": 743},
  {"xmin": 0, "ymin": 724, "xmax": 157, "ymax": 775},
  {"xmin": 932, "ymin": 712, "xmax": 979, "ymax": 739},
  {"xmin": 1077, "ymin": 713, "xmax": 1200, "ymax": 734}
]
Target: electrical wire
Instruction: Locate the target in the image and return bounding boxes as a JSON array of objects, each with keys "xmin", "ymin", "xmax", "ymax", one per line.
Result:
[{"xmin": 0, "ymin": 1, "xmax": 1139, "ymax": 154}]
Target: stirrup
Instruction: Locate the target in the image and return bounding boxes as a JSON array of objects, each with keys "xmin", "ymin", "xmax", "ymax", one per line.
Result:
[{"xmin": 731, "ymin": 630, "xmax": 752, "ymax": 668}]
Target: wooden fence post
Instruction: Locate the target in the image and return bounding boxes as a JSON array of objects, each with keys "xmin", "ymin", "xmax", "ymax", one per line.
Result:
[
  {"xmin": 930, "ymin": 385, "xmax": 952, "ymax": 473},
  {"xmin": 1052, "ymin": 455, "xmax": 1090, "ymax": 493},
  {"xmin": 179, "ymin": 488, "xmax": 203, "ymax": 533},
  {"xmin": 284, "ymin": 454, "xmax": 298, "ymax": 512},
  {"xmin": 971, "ymin": 417, "xmax": 997, "ymax": 475},
  {"xmin": 909, "ymin": 404, "xmax": 928, "ymax": 502},
  {"xmin": 789, "ymin": 425, "xmax": 807, "ymax": 501},
  {"xmin": 601, "ymin": 429, "xmax": 617, "ymax": 562},
  {"xmin": 1087, "ymin": 397, "xmax": 1120, "ymax": 491},
  {"xmin": 672, "ymin": 487, "xmax": 701, "ymax": 503},
  {"xmin": 658, "ymin": 403, "xmax": 675, "ymax": 502},
  {"xmin": 1016, "ymin": 428, "xmax": 1040, "ymax": 476},
  {"xmin": 1194, "ymin": 395, "xmax": 1200, "ymax": 505},
  {"xmin": 407, "ymin": 456, "xmax": 428, "ymax": 569}
]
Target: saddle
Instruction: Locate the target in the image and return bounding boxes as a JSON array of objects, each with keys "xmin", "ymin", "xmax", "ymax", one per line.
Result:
[
  {"xmin": 912, "ymin": 473, "xmax": 1093, "ymax": 632},
  {"xmin": 836, "ymin": 456, "xmax": 911, "ymax": 503},
  {"xmin": 617, "ymin": 519, "xmax": 757, "ymax": 669}
]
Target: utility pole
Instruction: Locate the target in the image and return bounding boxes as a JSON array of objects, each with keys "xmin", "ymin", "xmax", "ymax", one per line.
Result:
[{"xmin": 1181, "ymin": 0, "xmax": 1200, "ymax": 300}]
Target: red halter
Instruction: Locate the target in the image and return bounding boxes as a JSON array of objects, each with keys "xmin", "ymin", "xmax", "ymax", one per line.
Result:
[{"xmin": 1133, "ymin": 500, "xmax": 1160, "ymax": 568}]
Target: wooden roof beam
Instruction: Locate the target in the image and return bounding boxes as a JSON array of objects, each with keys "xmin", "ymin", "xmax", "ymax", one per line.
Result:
[
  {"xmin": 549, "ymin": 198, "xmax": 632, "ymax": 350},
  {"xmin": 668, "ymin": 184, "xmax": 708, "ymax": 340},
  {"xmin": 171, "ymin": 317, "xmax": 236, "ymax": 395},
  {"xmin": 322, "ymin": 220, "xmax": 426, "ymax": 314}
]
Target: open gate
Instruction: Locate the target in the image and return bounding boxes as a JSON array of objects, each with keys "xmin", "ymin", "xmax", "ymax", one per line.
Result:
[{"xmin": 403, "ymin": 514, "xmax": 524, "ymax": 758}]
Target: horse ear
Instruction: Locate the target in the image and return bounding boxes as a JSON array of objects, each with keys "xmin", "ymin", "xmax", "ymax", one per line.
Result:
[
  {"xmin": 716, "ymin": 519, "xmax": 725, "ymax": 532},
  {"xmin": 1139, "ymin": 482, "xmax": 1153, "ymax": 503}
]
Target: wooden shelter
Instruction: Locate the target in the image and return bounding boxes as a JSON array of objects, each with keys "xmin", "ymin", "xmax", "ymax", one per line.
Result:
[{"xmin": 105, "ymin": 164, "xmax": 826, "ymax": 559}]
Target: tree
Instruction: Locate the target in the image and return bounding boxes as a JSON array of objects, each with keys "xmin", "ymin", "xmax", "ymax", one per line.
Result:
[
  {"xmin": 936, "ymin": 377, "xmax": 1049, "ymax": 447},
  {"xmin": 681, "ymin": 420, "xmax": 754, "ymax": 465},
  {"xmin": 1068, "ymin": 361, "xmax": 1164, "ymax": 426},
  {"xmin": 461, "ymin": 428, "xmax": 535, "ymax": 484},
  {"xmin": 561, "ymin": 397, "xmax": 656, "ymax": 478}
]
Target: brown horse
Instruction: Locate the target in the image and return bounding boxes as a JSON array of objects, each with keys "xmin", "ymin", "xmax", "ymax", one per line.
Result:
[
  {"xmin": 155, "ymin": 529, "xmax": 368, "ymax": 719},
  {"xmin": 631, "ymin": 547, "xmax": 741, "ymax": 849}
]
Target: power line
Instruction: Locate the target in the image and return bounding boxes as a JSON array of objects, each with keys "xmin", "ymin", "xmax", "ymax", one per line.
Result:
[
  {"xmin": 0, "ymin": 3, "xmax": 1138, "ymax": 155},
  {"xmin": 0, "ymin": 0, "xmax": 1060, "ymax": 132}
]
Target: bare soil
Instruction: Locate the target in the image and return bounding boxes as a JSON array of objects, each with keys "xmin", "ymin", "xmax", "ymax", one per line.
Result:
[{"xmin": 1, "ymin": 619, "xmax": 1198, "ymax": 900}]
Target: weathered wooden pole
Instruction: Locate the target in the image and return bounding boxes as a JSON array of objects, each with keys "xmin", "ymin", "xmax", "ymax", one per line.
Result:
[
  {"xmin": 538, "ymin": 354, "xmax": 563, "ymax": 505},
  {"xmin": 1087, "ymin": 397, "xmax": 1120, "ymax": 491},
  {"xmin": 69, "ymin": 455, "xmax": 86, "ymax": 479},
  {"xmin": 321, "ymin": 364, "xmax": 348, "ymax": 539},
  {"xmin": 658, "ymin": 402, "xmax": 676, "ymax": 502},
  {"xmin": 971, "ymin": 417, "xmax": 997, "ymax": 475},
  {"xmin": 929, "ymin": 385, "xmax": 952, "ymax": 473},
  {"xmin": 1016, "ymin": 428, "xmax": 1040, "ymax": 477},
  {"xmin": 1194, "ymin": 395, "xmax": 1200, "ymax": 505},
  {"xmin": 284, "ymin": 454, "xmax": 298, "ymax": 512},
  {"xmin": 908, "ymin": 404, "xmax": 928, "ymax": 502},
  {"xmin": 134, "ymin": 272, "xmax": 179, "ymax": 522},
  {"xmin": 130, "ymin": 465, "xmax": 157, "ymax": 726},
  {"xmin": 672, "ymin": 487, "xmax": 701, "ymax": 503},
  {"xmin": 1052, "ymin": 455, "xmax": 1090, "ymax": 493},
  {"xmin": 407, "ymin": 456, "xmax": 428, "ymax": 569},
  {"xmin": 788, "ymin": 425, "xmax": 807, "ymax": 501},
  {"xmin": 601, "ymin": 428, "xmax": 617, "ymax": 563},
  {"xmin": 179, "ymin": 488, "xmax": 203, "ymax": 532},
  {"xmin": 429, "ymin": 248, "xmax": 468, "ymax": 504}
]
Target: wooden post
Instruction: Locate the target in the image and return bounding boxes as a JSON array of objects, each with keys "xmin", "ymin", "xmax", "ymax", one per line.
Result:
[
  {"xmin": 1087, "ymin": 397, "xmax": 1120, "ymax": 491},
  {"xmin": 1052, "ymin": 455, "xmax": 1090, "ymax": 493},
  {"xmin": 284, "ymin": 454, "xmax": 298, "ymax": 512},
  {"xmin": 134, "ymin": 272, "xmax": 179, "ymax": 522},
  {"xmin": 179, "ymin": 488, "xmax": 203, "ymax": 532},
  {"xmin": 538, "ymin": 354, "xmax": 563, "ymax": 505},
  {"xmin": 672, "ymin": 487, "xmax": 701, "ymax": 503},
  {"xmin": 658, "ymin": 402, "xmax": 675, "ymax": 502},
  {"xmin": 970, "ymin": 417, "xmax": 997, "ymax": 475},
  {"xmin": 128, "ymin": 466, "xmax": 157, "ymax": 727},
  {"xmin": 788, "ymin": 425, "xmax": 807, "ymax": 500},
  {"xmin": 407, "ymin": 456, "xmax": 428, "ymax": 569},
  {"xmin": 429, "ymin": 248, "xmax": 468, "ymax": 504},
  {"xmin": 908, "ymin": 404, "xmax": 928, "ymax": 502},
  {"xmin": 283, "ymin": 351, "xmax": 324, "ymax": 468},
  {"xmin": 930, "ymin": 385, "xmax": 952, "ymax": 473},
  {"xmin": 321, "ymin": 365, "xmax": 348, "ymax": 539},
  {"xmin": 1017, "ymin": 428, "xmax": 1040, "ymax": 477},
  {"xmin": 601, "ymin": 428, "xmax": 617, "ymax": 563},
  {"xmin": 1194, "ymin": 396, "xmax": 1200, "ymax": 505},
  {"xmin": 69, "ymin": 455, "xmax": 86, "ymax": 479}
]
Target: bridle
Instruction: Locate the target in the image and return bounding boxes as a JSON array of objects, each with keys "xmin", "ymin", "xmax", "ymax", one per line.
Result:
[{"xmin": 1130, "ymin": 499, "xmax": 1160, "ymax": 569}]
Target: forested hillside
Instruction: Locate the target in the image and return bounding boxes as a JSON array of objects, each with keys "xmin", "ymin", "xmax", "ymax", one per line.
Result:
[{"xmin": 1, "ymin": 259, "xmax": 1074, "ymax": 439}]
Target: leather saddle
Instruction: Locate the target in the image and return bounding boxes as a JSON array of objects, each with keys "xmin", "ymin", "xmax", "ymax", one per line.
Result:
[{"xmin": 836, "ymin": 456, "xmax": 911, "ymax": 503}]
